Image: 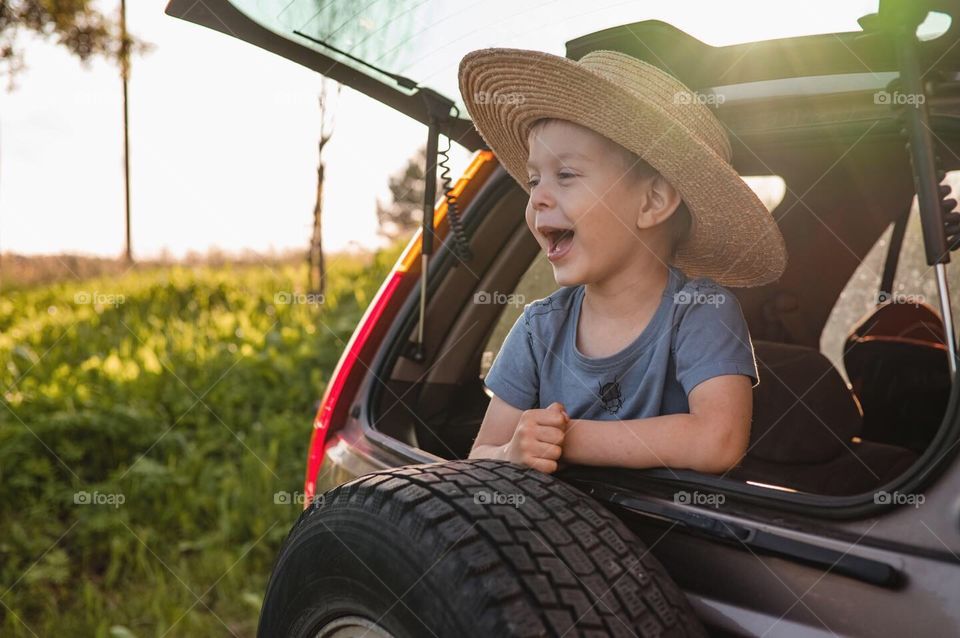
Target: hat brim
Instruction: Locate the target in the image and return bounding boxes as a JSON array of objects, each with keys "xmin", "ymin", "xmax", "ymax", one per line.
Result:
[{"xmin": 458, "ymin": 48, "xmax": 787, "ymax": 288}]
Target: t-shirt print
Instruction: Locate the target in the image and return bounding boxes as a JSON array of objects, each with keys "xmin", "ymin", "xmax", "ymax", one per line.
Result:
[{"xmin": 597, "ymin": 377, "xmax": 623, "ymax": 415}]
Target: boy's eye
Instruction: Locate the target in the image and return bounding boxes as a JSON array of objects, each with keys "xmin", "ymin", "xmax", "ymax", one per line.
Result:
[{"xmin": 526, "ymin": 171, "xmax": 575, "ymax": 188}]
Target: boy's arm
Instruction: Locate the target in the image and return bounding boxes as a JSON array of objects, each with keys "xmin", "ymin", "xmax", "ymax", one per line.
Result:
[
  {"xmin": 469, "ymin": 393, "xmax": 525, "ymax": 460},
  {"xmin": 560, "ymin": 374, "xmax": 752, "ymax": 474}
]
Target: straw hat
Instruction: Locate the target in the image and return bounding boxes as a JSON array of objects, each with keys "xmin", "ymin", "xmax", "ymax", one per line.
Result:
[{"xmin": 457, "ymin": 48, "xmax": 787, "ymax": 287}]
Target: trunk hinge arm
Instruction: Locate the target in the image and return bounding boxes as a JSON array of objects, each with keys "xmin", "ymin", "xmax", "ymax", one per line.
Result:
[{"xmin": 406, "ymin": 88, "xmax": 473, "ymax": 363}]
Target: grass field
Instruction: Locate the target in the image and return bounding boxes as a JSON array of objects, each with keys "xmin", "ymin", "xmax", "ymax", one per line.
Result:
[{"xmin": 0, "ymin": 244, "xmax": 404, "ymax": 637}]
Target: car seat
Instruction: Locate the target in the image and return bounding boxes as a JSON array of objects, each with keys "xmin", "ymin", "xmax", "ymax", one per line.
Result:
[
  {"xmin": 842, "ymin": 302, "xmax": 951, "ymax": 453},
  {"xmin": 728, "ymin": 341, "xmax": 918, "ymax": 495}
]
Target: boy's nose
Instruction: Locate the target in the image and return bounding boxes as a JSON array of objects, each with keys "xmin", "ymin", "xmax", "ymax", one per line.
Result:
[{"xmin": 530, "ymin": 182, "xmax": 556, "ymax": 211}]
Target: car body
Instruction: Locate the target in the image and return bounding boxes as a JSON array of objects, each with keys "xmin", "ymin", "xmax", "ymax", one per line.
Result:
[{"xmin": 168, "ymin": 1, "xmax": 960, "ymax": 635}]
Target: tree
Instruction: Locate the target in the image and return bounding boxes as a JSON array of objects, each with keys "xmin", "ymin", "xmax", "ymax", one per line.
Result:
[
  {"xmin": 308, "ymin": 78, "xmax": 340, "ymax": 296},
  {"xmin": 0, "ymin": 1, "xmax": 149, "ymax": 87},
  {"xmin": 376, "ymin": 146, "xmax": 427, "ymax": 241},
  {"xmin": 1, "ymin": 2, "xmax": 150, "ymax": 263}
]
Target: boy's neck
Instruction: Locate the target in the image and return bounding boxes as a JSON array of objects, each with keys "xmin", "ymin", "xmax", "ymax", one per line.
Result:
[{"xmin": 582, "ymin": 259, "xmax": 670, "ymax": 320}]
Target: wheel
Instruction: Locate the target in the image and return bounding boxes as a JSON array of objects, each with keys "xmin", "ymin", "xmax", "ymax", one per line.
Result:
[{"xmin": 257, "ymin": 459, "xmax": 706, "ymax": 638}]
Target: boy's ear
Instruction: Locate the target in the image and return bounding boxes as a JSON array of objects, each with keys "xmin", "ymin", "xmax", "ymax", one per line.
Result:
[{"xmin": 635, "ymin": 173, "xmax": 682, "ymax": 231}]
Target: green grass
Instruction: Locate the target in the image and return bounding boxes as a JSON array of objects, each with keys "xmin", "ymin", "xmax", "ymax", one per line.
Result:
[{"xmin": 0, "ymin": 244, "xmax": 405, "ymax": 637}]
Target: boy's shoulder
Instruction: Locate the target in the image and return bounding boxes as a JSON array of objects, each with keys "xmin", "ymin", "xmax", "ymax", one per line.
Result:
[
  {"xmin": 672, "ymin": 273, "xmax": 737, "ymax": 307},
  {"xmin": 670, "ymin": 271, "xmax": 747, "ymax": 335}
]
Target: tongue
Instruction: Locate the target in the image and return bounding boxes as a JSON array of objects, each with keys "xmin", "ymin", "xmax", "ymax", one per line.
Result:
[{"xmin": 554, "ymin": 232, "xmax": 573, "ymax": 253}]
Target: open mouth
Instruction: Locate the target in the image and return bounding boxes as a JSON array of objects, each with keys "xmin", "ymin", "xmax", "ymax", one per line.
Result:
[{"xmin": 541, "ymin": 227, "xmax": 575, "ymax": 260}]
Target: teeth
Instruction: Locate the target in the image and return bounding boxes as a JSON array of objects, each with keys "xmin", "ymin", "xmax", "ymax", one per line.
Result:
[
  {"xmin": 542, "ymin": 228, "xmax": 574, "ymax": 253},
  {"xmin": 548, "ymin": 229, "xmax": 573, "ymax": 252}
]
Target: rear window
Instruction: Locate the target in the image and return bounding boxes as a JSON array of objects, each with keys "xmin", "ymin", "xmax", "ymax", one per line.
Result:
[
  {"xmin": 228, "ymin": 0, "xmax": 882, "ymax": 118},
  {"xmin": 822, "ymin": 171, "xmax": 960, "ymax": 376}
]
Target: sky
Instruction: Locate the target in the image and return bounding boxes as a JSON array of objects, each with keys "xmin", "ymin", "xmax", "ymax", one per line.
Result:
[
  {"xmin": 0, "ymin": 0, "xmax": 898, "ymax": 259},
  {"xmin": 0, "ymin": 0, "xmax": 474, "ymax": 258}
]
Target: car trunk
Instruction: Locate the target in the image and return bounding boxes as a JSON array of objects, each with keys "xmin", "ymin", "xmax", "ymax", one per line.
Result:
[{"xmin": 169, "ymin": 3, "xmax": 960, "ymax": 635}]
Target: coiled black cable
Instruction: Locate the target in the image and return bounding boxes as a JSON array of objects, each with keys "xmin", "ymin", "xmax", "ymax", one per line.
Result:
[{"xmin": 437, "ymin": 105, "xmax": 473, "ymax": 263}]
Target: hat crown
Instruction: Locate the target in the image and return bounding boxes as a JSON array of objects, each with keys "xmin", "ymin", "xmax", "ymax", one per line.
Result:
[{"xmin": 577, "ymin": 50, "xmax": 732, "ymax": 162}]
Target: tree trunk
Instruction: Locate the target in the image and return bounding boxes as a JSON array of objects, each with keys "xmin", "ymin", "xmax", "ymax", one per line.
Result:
[
  {"xmin": 308, "ymin": 81, "xmax": 337, "ymax": 297},
  {"xmin": 309, "ymin": 162, "xmax": 326, "ymax": 297}
]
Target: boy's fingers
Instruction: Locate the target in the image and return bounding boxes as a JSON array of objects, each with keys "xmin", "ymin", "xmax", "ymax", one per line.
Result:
[
  {"xmin": 535, "ymin": 424, "xmax": 564, "ymax": 446},
  {"xmin": 536, "ymin": 409, "xmax": 568, "ymax": 427},
  {"xmin": 535, "ymin": 442, "xmax": 563, "ymax": 461},
  {"xmin": 548, "ymin": 401, "xmax": 570, "ymax": 424},
  {"xmin": 530, "ymin": 458, "xmax": 558, "ymax": 474}
]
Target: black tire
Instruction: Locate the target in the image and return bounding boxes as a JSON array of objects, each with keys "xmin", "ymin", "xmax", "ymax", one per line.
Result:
[{"xmin": 257, "ymin": 459, "xmax": 706, "ymax": 638}]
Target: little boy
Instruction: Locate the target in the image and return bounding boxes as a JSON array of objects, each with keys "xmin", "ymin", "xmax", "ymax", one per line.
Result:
[{"xmin": 458, "ymin": 48, "xmax": 787, "ymax": 475}]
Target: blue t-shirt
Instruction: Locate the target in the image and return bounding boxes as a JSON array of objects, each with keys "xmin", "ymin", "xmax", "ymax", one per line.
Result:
[{"xmin": 483, "ymin": 265, "xmax": 759, "ymax": 419}]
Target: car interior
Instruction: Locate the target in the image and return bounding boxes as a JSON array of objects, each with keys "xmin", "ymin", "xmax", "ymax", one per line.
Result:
[{"xmin": 368, "ymin": 61, "xmax": 960, "ymax": 500}]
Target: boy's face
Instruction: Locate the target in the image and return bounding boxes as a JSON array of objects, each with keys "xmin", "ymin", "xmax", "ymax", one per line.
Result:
[{"xmin": 524, "ymin": 119, "xmax": 664, "ymax": 287}]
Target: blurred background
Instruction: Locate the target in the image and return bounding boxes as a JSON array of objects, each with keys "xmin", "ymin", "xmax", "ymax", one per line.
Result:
[{"xmin": 1, "ymin": 2, "xmax": 460, "ymax": 635}]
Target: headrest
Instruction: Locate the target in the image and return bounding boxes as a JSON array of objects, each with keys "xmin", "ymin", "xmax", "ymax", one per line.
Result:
[{"xmin": 750, "ymin": 341, "xmax": 861, "ymax": 464}]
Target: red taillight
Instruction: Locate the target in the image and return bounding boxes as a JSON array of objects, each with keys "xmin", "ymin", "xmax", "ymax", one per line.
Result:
[
  {"xmin": 303, "ymin": 150, "xmax": 496, "ymax": 506},
  {"xmin": 303, "ymin": 270, "xmax": 404, "ymax": 504}
]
